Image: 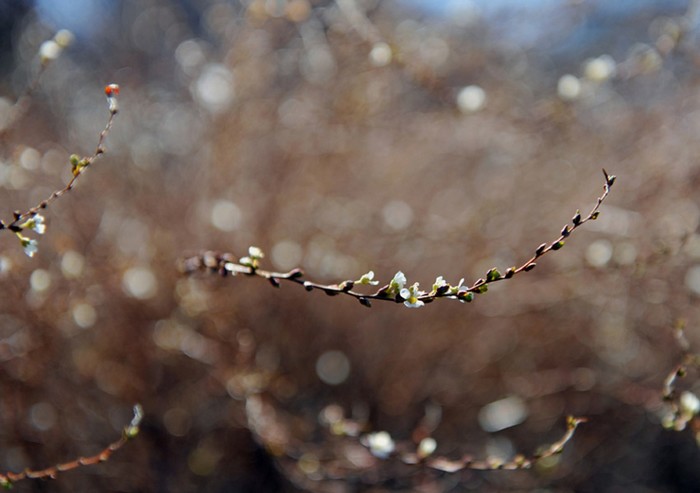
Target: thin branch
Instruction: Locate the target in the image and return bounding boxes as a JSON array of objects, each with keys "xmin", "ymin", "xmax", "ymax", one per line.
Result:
[
  {"xmin": 401, "ymin": 416, "xmax": 586, "ymax": 472},
  {"xmin": 0, "ymin": 404, "xmax": 143, "ymax": 488},
  {"xmin": 0, "ymin": 84, "xmax": 120, "ymax": 251},
  {"xmin": 180, "ymin": 170, "xmax": 616, "ymax": 308}
]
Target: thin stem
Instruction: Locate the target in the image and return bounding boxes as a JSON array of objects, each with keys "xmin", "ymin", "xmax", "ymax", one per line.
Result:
[
  {"xmin": 0, "ymin": 404, "xmax": 142, "ymax": 488},
  {"xmin": 407, "ymin": 416, "xmax": 586, "ymax": 472}
]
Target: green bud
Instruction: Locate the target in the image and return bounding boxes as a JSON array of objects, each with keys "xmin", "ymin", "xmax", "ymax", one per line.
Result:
[
  {"xmin": 462, "ymin": 292, "xmax": 474, "ymax": 302},
  {"xmin": 124, "ymin": 425, "xmax": 140, "ymax": 439}
]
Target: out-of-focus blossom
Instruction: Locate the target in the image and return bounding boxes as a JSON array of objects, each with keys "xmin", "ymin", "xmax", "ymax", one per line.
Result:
[{"xmin": 365, "ymin": 431, "xmax": 395, "ymax": 459}]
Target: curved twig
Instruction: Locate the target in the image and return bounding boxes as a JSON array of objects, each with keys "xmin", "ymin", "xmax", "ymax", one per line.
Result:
[{"xmin": 181, "ymin": 170, "xmax": 616, "ymax": 308}]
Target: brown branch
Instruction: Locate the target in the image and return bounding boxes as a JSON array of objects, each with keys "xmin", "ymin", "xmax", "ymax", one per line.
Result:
[
  {"xmin": 180, "ymin": 170, "xmax": 616, "ymax": 308},
  {"xmin": 405, "ymin": 416, "xmax": 586, "ymax": 472},
  {"xmin": 0, "ymin": 404, "xmax": 143, "ymax": 488}
]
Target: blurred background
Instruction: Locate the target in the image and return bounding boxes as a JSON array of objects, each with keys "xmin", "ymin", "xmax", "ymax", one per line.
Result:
[{"xmin": 0, "ymin": 0, "xmax": 700, "ymax": 491}]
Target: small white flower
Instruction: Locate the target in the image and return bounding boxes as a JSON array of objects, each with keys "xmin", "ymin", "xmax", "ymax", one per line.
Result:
[
  {"xmin": 357, "ymin": 271, "xmax": 379, "ymax": 285},
  {"xmin": 19, "ymin": 236, "xmax": 38, "ymax": 258},
  {"xmin": 401, "ymin": 282, "xmax": 425, "ymax": 308},
  {"xmin": 20, "ymin": 214, "xmax": 46, "ymax": 235},
  {"xmin": 432, "ymin": 276, "xmax": 447, "ymax": 292},
  {"xmin": 365, "ymin": 431, "xmax": 395, "ymax": 459},
  {"xmin": 240, "ymin": 246, "xmax": 265, "ymax": 269},
  {"xmin": 33, "ymin": 215, "xmax": 46, "ymax": 234},
  {"xmin": 390, "ymin": 271, "xmax": 406, "ymax": 290},
  {"xmin": 248, "ymin": 246, "xmax": 264, "ymax": 259}
]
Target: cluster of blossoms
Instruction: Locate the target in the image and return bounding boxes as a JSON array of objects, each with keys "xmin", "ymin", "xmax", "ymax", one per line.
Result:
[
  {"xmin": 385, "ymin": 271, "xmax": 424, "ymax": 308},
  {"xmin": 235, "ymin": 246, "xmax": 265, "ymax": 270},
  {"xmin": 377, "ymin": 271, "xmax": 473, "ymax": 308},
  {"xmin": 15, "ymin": 214, "xmax": 46, "ymax": 258},
  {"xmin": 663, "ymin": 390, "xmax": 700, "ymax": 444}
]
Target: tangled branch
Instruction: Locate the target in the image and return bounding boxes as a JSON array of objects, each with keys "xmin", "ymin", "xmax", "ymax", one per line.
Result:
[
  {"xmin": 181, "ymin": 170, "xmax": 616, "ymax": 308},
  {"xmin": 662, "ymin": 321, "xmax": 700, "ymax": 436}
]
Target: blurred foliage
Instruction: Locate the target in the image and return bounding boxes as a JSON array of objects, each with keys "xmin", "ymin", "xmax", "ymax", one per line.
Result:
[{"xmin": 1, "ymin": 0, "xmax": 700, "ymax": 491}]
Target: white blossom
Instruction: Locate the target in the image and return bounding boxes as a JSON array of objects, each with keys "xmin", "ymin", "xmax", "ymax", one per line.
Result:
[
  {"xmin": 432, "ymin": 276, "xmax": 447, "ymax": 292},
  {"xmin": 19, "ymin": 236, "xmax": 38, "ymax": 258},
  {"xmin": 248, "ymin": 246, "xmax": 264, "ymax": 259},
  {"xmin": 400, "ymin": 282, "xmax": 425, "ymax": 308},
  {"xmin": 357, "ymin": 271, "xmax": 379, "ymax": 285},
  {"xmin": 390, "ymin": 271, "xmax": 406, "ymax": 290},
  {"xmin": 21, "ymin": 214, "xmax": 46, "ymax": 235}
]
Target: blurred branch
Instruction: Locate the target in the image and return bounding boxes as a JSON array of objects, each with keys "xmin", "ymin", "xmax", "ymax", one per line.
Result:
[
  {"xmin": 0, "ymin": 30, "xmax": 75, "ymax": 140},
  {"xmin": 181, "ymin": 170, "xmax": 616, "ymax": 308},
  {"xmin": 0, "ymin": 404, "xmax": 143, "ymax": 488},
  {"xmin": 248, "ymin": 394, "xmax": 585, "ymax": 478},
  {"xmin": 321, "ymin": 404, "xmax": 586, "ymax": 471},
  {"xmin": 378, "ymin": 416, "xmax": 586, "ymax": 472},
  {"xmin": 0, "ymin": 84, "xmax": 120, "ymax": 257}
]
